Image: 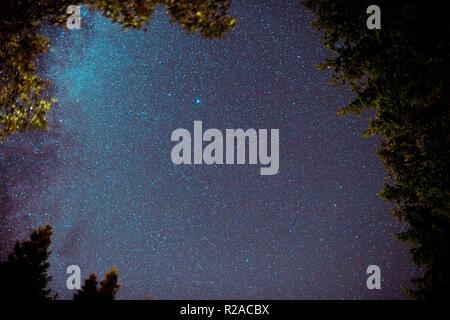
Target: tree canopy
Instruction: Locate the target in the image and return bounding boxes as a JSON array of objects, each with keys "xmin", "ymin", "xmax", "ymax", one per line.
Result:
[
  {"xmin": 2, "ymin": 0, "xmax": 449, "ymax": 300},
  {"xmin": 0, "ymin": 0, "xmax": 235, "ymax": 138},
  {"xmin": 303, "ymin": 0, "xmax": 450, "ymax": 299}
]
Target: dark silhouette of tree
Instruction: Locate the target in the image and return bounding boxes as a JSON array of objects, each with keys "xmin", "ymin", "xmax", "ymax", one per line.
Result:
[
  {"xmin": 73, "ymin": 273, "xmax": 99, "ymax": 300},
  {"xmin": 73, "ymin": 267, "xmax": 121, "ymax": 300},
  {"xmin": 303, "ymin": 0, "xmax": 450, "ymax": 299},
  {"xmin": 98, "ymin": 267, "xmax": 121, "ymax": 299},
  {"xmin": 0, "ymin": 224, "xmax": 55, "ymax": 300},
  {"xmin": 0, "ymin": 224, "xmax": 121, "ymax": 300},
  {"xmin": 0, "ymin": 0, "xmax": 235, "ymax": 138}
]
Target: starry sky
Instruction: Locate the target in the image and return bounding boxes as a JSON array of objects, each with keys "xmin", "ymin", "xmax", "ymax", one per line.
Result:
[{"xmin": 0, "ymin": 1, "xmax": 418, "ymax": 299}]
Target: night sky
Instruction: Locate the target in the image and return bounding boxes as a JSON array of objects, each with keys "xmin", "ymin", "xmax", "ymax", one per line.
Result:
[{"xmin": 0, "ymin": 1, "xmax": 418, "ymax": 299}]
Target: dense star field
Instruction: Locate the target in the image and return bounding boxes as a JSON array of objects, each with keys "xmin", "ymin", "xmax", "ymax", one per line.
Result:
[{"xmin": 0, "ymin": 1, "xmax": 418, "ymax": 299}]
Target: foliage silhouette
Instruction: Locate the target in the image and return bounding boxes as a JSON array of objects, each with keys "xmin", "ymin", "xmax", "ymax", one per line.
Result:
[
  {"xmin": 73, "ymin": 267, "xmax": 121, "ymax": 300},
  {"xmin": 0, "ymin": 224, "xmax": 55, "ymax": 300},
  {"xmin": 303, "ymin": 0, "xmax": 450, "ymax": 299},
  {"xmin": 0, "ymin": 224, "xmax": 121, "ymax": 300}
]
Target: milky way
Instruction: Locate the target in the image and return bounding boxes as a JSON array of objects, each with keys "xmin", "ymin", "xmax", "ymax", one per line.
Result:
[{"xmin": 0, "ymin": 1, "xmax": 418, "ymax": 299}]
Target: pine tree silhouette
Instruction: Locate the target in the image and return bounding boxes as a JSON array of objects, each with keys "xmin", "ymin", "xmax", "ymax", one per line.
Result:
[
  {"xmin": 1, "ymin": 225, "xmax": 122, "ymax": 300},
  {"xmin": 0, "ymin": 224, "xmax": 55, "ymax": 300},
  {"xmin": 98, "ymin": 267, "xmax": 121, "ymax": 300},
  {"xmin": 73, "ymin": 273, "xmax": 99, "ymax": 300},
  {"xmin": 74, "ymin": 267, "xmax": 121, "ymax": 300}
]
